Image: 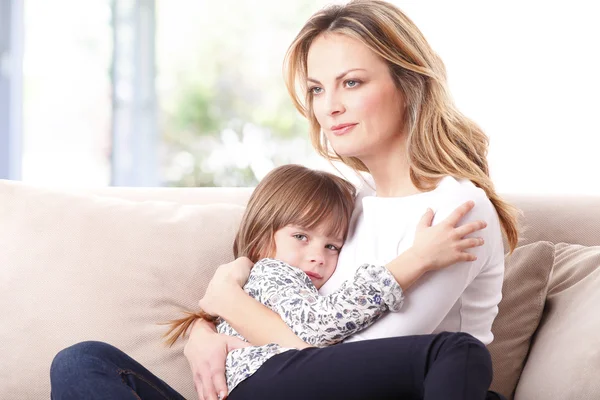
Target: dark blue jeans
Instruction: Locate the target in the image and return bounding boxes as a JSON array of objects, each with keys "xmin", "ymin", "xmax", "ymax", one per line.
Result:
[
  {"xmin": 50, "ymin": 333, "xmax": 506, "ymax": 400},
  {"xmin": 50, "ymin": 341, "xmax": 185, "ymax": 400}
]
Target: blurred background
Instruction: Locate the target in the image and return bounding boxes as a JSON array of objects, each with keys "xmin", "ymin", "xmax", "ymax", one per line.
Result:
[{"xmin": 0, "ymin": 0, "xmax": 598, "ymax": 193}]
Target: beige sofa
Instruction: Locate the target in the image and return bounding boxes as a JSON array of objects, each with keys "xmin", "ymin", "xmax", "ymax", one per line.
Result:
[{"xmin": 1, "ymin": 180, "xmax": 599, "ymax": 399}]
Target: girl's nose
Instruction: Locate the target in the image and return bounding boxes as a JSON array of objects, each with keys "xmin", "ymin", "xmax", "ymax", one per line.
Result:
[{"xmin": 310, "ymin": 253, "xmax": 325, "ymax": 265}]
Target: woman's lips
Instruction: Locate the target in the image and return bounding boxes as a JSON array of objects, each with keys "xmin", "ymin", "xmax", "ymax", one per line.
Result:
[{"xmin": 331, "ymin": 123, "xmax": 357, "ymax": 136}]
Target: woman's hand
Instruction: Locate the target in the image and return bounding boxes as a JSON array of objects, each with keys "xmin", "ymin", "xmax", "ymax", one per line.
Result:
[
  {"xmin": 200, "ymin": 257, "xmax": 254, "ymax": 317},
  {"xmin": 412, "ymin": 200, "xmax": 487, "ymax": 271},
  {"xmin": 184, "ymin": 319, "xmax": 250, "ymax": 400}
]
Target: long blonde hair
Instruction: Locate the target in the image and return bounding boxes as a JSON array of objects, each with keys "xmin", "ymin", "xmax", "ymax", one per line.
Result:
[
  {"xmin": 163, "ymin": 165, "xmax": 356, "ymax": 346},
  {"xmin": 284, "ymin": 0, "xmax": 520, "ymax": 252}
]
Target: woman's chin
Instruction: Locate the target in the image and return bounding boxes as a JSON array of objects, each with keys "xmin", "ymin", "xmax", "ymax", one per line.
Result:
[{"xmin": 330, "ymin": 144, "xmax": 364, "ymax": 159}]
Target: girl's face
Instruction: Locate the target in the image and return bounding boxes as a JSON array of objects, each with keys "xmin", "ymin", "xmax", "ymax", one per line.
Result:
[
  {"xmin": 307, "ymin": 33, "xmax": 407, "ymax": 162},
  {"xmin": 272, "ymin": 223, "xmax": 344, "ymax": 289}
]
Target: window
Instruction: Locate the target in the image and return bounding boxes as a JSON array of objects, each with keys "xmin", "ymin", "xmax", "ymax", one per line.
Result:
[
  {"xmin": 2, "ymin": 1, "xmax": 598, "ymax": 194},
  {"xmin": 22, "ymin": 0, "xmax": 112, "ymax": 186}
]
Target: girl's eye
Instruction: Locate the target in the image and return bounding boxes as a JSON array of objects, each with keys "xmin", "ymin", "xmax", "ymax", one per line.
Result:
[
  {"xmin": 326, "ymin": 244, "xmax": 340, "ymax": 252},
  {"xmin": 293, "ymin": 234, "xmax": 308, "ymax": 241},
  {"xmin": 309, "ymin": 86, "xmax": 323, "ymax": 95},
  {"xmin": 345, "ymin": 79, "xmax": 360, "ymax": 88}
]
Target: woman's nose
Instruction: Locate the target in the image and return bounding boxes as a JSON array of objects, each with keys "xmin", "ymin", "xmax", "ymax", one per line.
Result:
[{"xmin": 326, "ymin": 92, "xmax": 345, "ymax": 116}]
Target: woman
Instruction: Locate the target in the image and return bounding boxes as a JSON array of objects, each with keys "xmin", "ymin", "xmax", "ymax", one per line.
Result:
[
  {"xmin": 185, "ymin": 1, "xmax": 518, "ymax": 399},
  {"xmin": 50, "ymin": 1, "xmax": 518, "ymax": 399}
]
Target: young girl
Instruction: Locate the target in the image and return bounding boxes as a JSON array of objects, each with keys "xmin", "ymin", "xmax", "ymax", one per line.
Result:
[{"xmin": 164, "ymin": 164, "xmax": 488, "ymax": 397}]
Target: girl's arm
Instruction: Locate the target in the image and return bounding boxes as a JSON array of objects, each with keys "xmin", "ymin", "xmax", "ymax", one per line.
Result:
[{"xmin": 246, "ymin": 259, "xmax": 407, "ymax": 347}]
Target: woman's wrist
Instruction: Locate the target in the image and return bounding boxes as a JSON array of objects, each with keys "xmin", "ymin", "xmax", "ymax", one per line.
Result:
[
  {"xmin": 213, "ymin": 284, "xmax": 248, "ymax": 321},
  {"xmin": 199, "ymin": 280, "xmax": 244, "ymax": 319},
  {"xmin": 190, "ymin": 316, "xmax": 217, "ymax": 334}
]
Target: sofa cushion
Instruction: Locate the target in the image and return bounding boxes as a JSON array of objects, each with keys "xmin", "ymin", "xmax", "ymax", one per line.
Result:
[
  {"xmin": 514, "ymin": 243, "xmax": 600, "ymax": 400},
  {"xmin": 0, "ymin": 180, "xmax": 245, "ymax": 400},
  {"xmin": 488, "ymin": 241, "xmax": 555, "ymax": 399}
]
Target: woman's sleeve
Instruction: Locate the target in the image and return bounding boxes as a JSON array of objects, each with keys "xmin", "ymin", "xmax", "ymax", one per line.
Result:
[{"xmin": 257, "ymin": 259, "xmax": 404, "ymax": 347}]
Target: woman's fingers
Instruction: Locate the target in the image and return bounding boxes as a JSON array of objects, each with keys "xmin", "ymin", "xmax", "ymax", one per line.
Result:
[
  {"xmin": 201, "ymin": 368, "xmax": 226, "ymax": 400},
  {"xmin": 184, "ymin": 322, "xmax": 230, "ymax": 400},
  {"xmin": 443, "ymin": 200, "xmax": 475, "ymax": 227},
  {"xmin": 211, "ymin": 368, "xmax": 229, "ymax": 400},
  {"xmin": 202, "ymin": 379, "xmax": 218, "ymax": 400},
  {"xmin": 193, "ymin": 380, "xmax": 203, "ymax": 400},
  {"xmin": 203, "ymin": 358, "xmax": 228, "ymax": 400}
]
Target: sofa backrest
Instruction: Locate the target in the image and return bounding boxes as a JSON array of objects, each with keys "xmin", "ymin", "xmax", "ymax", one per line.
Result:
[{"xmin": 81, "ymin": 187, "xmax": 600, "ymax": 249}]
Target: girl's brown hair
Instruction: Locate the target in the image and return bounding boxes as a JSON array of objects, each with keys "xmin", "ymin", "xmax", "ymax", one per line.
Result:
[
  {"xmin": 162, "ymin": 165, "xmax": 356, "ymax": 346},
  {"xmin": 283, "ymin": 0, "xmax": 520, "ymax": 252}
]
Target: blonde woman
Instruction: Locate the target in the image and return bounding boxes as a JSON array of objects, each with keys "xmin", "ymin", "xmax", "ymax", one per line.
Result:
[
  {"xmin": 50, "ymin": 1, "xmax": 517, "ymax": 399},
  {"xmin": 185, "ymin": 1, "xmax": 518, "ymax": 399}
]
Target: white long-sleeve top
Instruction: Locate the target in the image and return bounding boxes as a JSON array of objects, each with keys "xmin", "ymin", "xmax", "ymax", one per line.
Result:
[{"xmin": 320, "ymin": 175, "xmax": 505, "ymax": 345}]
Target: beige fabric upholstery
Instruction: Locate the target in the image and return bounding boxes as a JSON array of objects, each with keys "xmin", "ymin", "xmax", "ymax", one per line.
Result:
[
  {"xmin": 503, "ymin": 194, "xmax": 600, "ymax": 247},
  {"xmin": 514, "ymin": 243, "xmax": 600, "ymax": 400},
  {"xmin": 0, "ymin": 180, "xmax": 245, "ymax": 400},
  {"xmin": 488, "ymin": 241, "xmax": 555, "ymax": 399}
]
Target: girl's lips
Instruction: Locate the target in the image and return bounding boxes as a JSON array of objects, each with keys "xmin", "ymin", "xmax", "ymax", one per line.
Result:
[
  {"xmin": 331, "ymin": 123, "xmax": 357, "ymax": 136},
  {"xmin": 305, "ymin": 271, "xmax": 323, "ymax": 280}
]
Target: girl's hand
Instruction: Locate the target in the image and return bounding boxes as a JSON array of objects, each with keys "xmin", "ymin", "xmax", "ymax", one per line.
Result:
[
  {"xmin": 412, "ymin": 200, "xmax": 487, "ymax": 271},
  {"xmin": 199, "ymin": 257, "xmax": 254, "ymax": 317}
]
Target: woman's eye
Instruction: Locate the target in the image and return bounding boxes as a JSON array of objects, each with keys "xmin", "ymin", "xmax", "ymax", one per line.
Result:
[
  {"xmin": 345, "ymin": 79, "xmax": 360, "ymax": 88},
  {"xmin": 309, "ymin": 87, "xmax": 323, "ymax": 95},
  {"xmin": 293, "ymin": 234, "xmax": 308, "ymax": 241},
  {"xmin": 326, "ymin": 244, "xmax": 340, "ymax": 251}
]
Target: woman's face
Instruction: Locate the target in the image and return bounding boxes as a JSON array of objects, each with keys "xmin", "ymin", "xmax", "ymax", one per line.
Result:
[{"xmin": 307, "ymin": 33, "xmax": 407, "ymax": 161}]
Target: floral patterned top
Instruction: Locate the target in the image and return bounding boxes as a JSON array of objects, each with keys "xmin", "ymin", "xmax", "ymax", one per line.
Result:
[{"xmin": 217, "ymin": 258, "xmax": 405, "ymax": 392}]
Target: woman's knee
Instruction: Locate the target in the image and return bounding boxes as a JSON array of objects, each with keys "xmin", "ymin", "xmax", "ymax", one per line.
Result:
[
  {"xmin": 435, "ymin": 332, "xmax": 492, "ymax": 366},
  {"xmin": 50, "ymin": 341, "xmax": 119, "ymax": 381},
  {"xmin": 436, "ymin": 331, "xmax": 486, "ymax": 348}
]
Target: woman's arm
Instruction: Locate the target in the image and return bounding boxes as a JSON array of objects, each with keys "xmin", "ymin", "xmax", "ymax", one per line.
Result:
[
  {"xmin": 209, "ymin": 282, "xmax": 312, "ymax": 349},
  {"xmin": 199, "ymin": 259, "xmax": 312, "ymax": 349}
]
